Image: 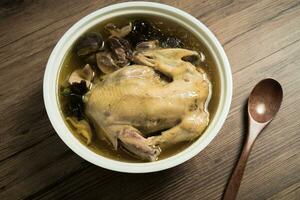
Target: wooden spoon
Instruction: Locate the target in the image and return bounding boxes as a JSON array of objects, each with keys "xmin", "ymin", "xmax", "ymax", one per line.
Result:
[{"xmin": 223, "ymin": 78, "xmax": 283, "ymax": 200}]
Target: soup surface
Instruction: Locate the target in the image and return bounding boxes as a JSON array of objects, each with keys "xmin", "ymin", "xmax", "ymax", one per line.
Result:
[{"xmin": 58, "ymin": 15, "xmax": 220, "ymax": 162}]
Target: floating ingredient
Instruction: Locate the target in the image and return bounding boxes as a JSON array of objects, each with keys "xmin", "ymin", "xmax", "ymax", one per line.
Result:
[{"xmin": 76, "ymin": 32, "xmax": 104, "ymax": 57}]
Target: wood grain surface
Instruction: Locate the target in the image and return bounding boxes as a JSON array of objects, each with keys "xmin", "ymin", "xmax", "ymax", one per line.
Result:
[{"xmin": 0, "ymin": 0, "xmax": 299, "ymax": 199}]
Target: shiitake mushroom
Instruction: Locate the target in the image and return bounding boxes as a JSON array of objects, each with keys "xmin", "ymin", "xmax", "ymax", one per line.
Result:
[
  {"xmin": 106, "ymin": 36, "xmax": 133, "ymax": 67},
  {"xmin": 96, "ymin": 51, "xmax": 120, "ymax": 74},
  {"xmin": 76, "ymin": 32, "xmax": 104, "ymax": 57}
]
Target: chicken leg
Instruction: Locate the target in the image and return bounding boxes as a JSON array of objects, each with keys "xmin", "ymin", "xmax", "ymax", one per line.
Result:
[
  {"xmin": 147, "ymin": 111, "xmax": 209, "ymax": 148},
  {"xmin": 106, "ymin": 124, "xmax": 161, "ymax": 161}
]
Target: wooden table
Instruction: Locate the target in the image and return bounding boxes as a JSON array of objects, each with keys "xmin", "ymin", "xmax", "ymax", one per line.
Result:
[{"xmin": 1, "ymin": 0, "xmax": 299, "ymax": 199}]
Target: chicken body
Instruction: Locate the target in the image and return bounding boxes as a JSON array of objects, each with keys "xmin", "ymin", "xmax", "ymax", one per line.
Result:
[{"xmin": 85, "ymin": 48, "xmax": 211, "ymax": 161}]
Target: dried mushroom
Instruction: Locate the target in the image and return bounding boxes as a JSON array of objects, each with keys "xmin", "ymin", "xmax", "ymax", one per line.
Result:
[
  {"xmin": 107, "ymin": 36, "xmax": 133, "ymax": 66},
  {"xmin": 76, "ymin": 32, "xmax": 104, "ymax": 57},
  {"xmin": 96, "ymin": 51, "xmax": 120, "ymax": 74},
  {"xmin": 68, "ymin": 64, "xmax": 95, "ymax": 88},
  {"xmin": 105, "ymin": 22, "xmax": 132, "ymax": 38},
  {"xmin": 84, "ymin": 53, "xmax": 97, "ymax": 65}
]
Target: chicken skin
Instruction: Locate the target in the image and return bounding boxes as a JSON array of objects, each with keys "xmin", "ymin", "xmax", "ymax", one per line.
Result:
[{"xmin": 85, "ymin": 48, "xmax": 211, "ymax": 161}]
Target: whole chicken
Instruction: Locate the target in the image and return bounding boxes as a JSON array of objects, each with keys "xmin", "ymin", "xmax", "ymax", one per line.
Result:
[{"xmin": 84, "ymin": 48, "xmax": 211, "ymax": 161}]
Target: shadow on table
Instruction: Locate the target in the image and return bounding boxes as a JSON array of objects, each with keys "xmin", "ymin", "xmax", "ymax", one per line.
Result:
[
  {"xmin": 77, "ymin": 161, "xmax": 188, "ymax": 200},
  {"xmin": 221, "ymin": 98, "xmax": 249, "ymax": 199}
]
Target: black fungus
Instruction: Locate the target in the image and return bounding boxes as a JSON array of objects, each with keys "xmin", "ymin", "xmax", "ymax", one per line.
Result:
[
  {"xmin": 62, "ymin": 81, "xmax": 88, "ymax": 120},
  {"xmin": 161, "ymin": 36, "xmax": 183, "ymax": 48},
  {"xmin": 126, "ymin": 20, "xmax": 162, "ymax": 46},
  {"xmin": 132, "ymin": 20, "xmax": 151, "ymax": 34},
  {"xmin": 68, "ymin": 81, "xmax": 88, "ymax": 95},
  {"xmin": 126, "ymin": 20, "xmax": 183, "ymax": 48}
]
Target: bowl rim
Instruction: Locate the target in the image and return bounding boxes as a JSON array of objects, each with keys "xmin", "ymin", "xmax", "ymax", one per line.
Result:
[{"xmin": 43, "ymin": 1, "xmax": 232, "ymax": 173}]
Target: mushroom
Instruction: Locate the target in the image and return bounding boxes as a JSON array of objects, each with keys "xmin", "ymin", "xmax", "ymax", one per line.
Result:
[
  {"xmin": 84, "ymin": 53, "xmax": 97, "ymax": 65},
  {"xmin": 68, "ymin": 64, "xmax": 95, "ymax": 88},
  {"xmin": 76, "ymin": 32, "xmax": 104, "ymax": 57},
  {"xmin": 105, "ymin": 22, "xmax": 132, "ymax": 38},
  {"xmin": 136, "ymin": 40, "xmax": 159, "ymax": 51},
  {"xmin": 96, "ymin": 51, "xmax": 120, "ymax": 74},
  {"xmin": 96, "ymin": 36, "xmax": 133, "ymax": 74},
  {"xmin": 66, "ymin": 117, "xmax": 93, "ymax": 145},
  {"xmin": 106, "ymin": 36, "xmax": 133, "ymax": 67}
]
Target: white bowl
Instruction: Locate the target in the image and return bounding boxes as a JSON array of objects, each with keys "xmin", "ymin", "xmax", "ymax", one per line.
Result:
[{"xmin": 43, "ymin": 2, "xmax": 232, "ymax": 173}]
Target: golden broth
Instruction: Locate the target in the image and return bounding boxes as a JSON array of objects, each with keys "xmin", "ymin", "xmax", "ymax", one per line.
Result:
[{"xmin": 58, "ymin": 15, "xmax": 220, "ymax": 162}]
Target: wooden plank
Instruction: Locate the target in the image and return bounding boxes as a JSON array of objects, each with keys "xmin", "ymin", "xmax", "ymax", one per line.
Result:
[
  {"xmin": 267, "ymin": 182, "xmax": 300, "ymax": 200},
  {"xmin": 0, "ymin": 0, "xmax": 123, "ymax": 48},
  {"xmin": 0, "ymin": 0, "xmax": 299, "ymax": 199},
  {"xmin": 0, "ymin": 136, "xmax": 88, "ymax": 200},
  {"xmin": 209, "ymin": 0, "xmax": 300, "ymax": 44},
  {"xmin": 8, "ymin": 18, "xmax": 299, "ymax": 200}
]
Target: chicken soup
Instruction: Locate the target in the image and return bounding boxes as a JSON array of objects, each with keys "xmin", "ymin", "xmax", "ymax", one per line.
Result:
[{"xmin": 58, "ymin": 16, "xmax": 220, "ymax": 162}]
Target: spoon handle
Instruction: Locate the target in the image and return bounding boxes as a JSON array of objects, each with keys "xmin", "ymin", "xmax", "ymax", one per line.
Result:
[{"xmin": 223, "ymin": 138, "xmax": 255, "ymax": 200}]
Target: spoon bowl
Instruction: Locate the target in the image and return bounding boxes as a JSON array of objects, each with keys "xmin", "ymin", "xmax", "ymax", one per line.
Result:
[{"xmin": 248, "ymin": 78, "xmax": 283, "ymax": 123}]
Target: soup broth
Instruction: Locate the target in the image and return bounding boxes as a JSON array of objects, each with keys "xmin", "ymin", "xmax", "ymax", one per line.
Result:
[{"xmin": 58, "ymin": 15, "xmax": 220, "ymax": 162}]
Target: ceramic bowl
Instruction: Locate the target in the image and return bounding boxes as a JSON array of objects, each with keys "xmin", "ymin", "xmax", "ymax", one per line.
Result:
[{"xmin": 43, "ymin": 2, "xmax": 232, "ymax": 173}]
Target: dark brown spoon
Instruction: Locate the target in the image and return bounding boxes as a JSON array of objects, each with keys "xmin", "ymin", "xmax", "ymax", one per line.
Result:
[{"xmin": 223, "ymin": 78, "xmax": 283, "ymax": 200}]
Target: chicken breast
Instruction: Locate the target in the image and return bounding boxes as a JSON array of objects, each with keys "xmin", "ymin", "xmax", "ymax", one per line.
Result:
[{"xmin": 85, "ymin": 48, "xmax": 211, "ymax": 161}]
